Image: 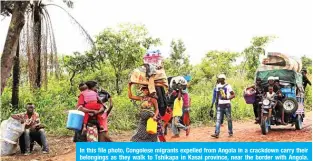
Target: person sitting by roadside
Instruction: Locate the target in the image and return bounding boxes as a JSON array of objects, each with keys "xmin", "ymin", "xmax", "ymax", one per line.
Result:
[{"xmin": 11, "ymin": 103, "xmax": 49, "ymax": 155}]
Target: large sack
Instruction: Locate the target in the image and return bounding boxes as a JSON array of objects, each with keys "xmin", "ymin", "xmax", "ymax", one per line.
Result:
[
  {"xmin": 0, "ymin": 118, "xmax": 21, "ymax": 156},
  {"xmin": 260, "ymin": 52, "xmax": 302, "ymax": 72},
  {"xmin": 0, "ymin": 120, "xmax": 8, "ymax": 139},
  {"xmin": 129, "ymin": 66, "xmax": 168, "ymax": 87},
  {"xmin": 0, "ymin": 141, "xmax": 18, "ymax": 156},
  {"xmin": 1, "ymin": 117, "xmax": 24, "ymax": 144}
]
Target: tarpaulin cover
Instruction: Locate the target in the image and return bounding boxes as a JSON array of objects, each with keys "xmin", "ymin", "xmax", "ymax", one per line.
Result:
[{"xmin": 255, "ymin": 69, "xmax": 303, "ymax": 86}]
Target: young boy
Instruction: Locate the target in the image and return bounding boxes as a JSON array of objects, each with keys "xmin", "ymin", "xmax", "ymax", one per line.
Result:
[
  {"xmin": 266, "ymin": 86, "xmax": 276, "ymax": 101},
  {"xmin": 171, "ymin": 88, "xmax": 190, "ymax": 138}
]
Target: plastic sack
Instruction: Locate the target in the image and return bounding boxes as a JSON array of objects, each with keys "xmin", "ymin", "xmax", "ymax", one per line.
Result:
[
  {"xmin": 0, "ymin": 141, "xmax": 18, "ymax": 156},
  {"xmin": 1, "ymin": 118, "xmax": 24, "ymax": 144}
]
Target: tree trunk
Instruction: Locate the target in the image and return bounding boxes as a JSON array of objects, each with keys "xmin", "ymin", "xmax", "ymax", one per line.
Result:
[
  {"xmin": 1, "ymin": 2, "xmax": 28, "ymax": 95},
  {"xmin": 34, "ymin": 3, "xmax": 42, "ymax": 88},
  {"xmin": 12, "ymin": 40, "xmax": 20, "ymax": 109},
  {"xmin": 70, "ymin": 71, "xmax": 76, "ymax": 87},
  {"xmin": 115, "ymin": 73, "xmax": 121, "ymax": 95}
]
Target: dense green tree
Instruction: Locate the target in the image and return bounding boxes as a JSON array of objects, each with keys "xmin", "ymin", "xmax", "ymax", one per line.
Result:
[
  {"xmin": 164, "ymin": 39, "xmax": 191, "ymax": 76},
  {"xmin": 63, "ymin": 51, "xmax": 98, "ymax": 87},
  {"xmin": 242, "ymin": 36, "xmax": 275, "ymax": 80},
  {"xmin": 200, "ymin": 51, "xmax": 239, "ymax": 79},
  {"xmin": 95, "ymin": 23, "xmax": 160, "ymax": 95},
  {"xmin": 301, "ymin": 55, "xmax": 312, "ymax": 74}
]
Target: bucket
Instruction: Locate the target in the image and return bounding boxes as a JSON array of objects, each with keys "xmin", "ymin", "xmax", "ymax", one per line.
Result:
[
  {"xmin": 66, "ymin": 110, "xmax": 85, "ymax": 131},
  {"xmin": 146, "ymin": 118, "xmax": 157, "ymax": 134}
]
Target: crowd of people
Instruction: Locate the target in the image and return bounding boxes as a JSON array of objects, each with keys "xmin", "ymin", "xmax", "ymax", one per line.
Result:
[
  {"xmin": 246, "ymin": 68, "xmax": 311, "ymax": 126},
  {"xmin": 6, "ymin": 67, "xmax": 311, "ymax": 155}
]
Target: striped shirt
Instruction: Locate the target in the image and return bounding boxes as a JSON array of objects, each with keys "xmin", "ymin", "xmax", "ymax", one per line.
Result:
[
  {"xmin": 81, "ymin": 90, "xmax": 98, "ymax": 103},
  {"xmin": 15, "ymin": 112, "xmax": 40, "ymax": 129}
]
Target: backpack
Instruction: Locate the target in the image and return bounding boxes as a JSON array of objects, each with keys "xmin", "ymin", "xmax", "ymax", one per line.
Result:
[{"xmin": 217, "ymin": 84, "xmax": 228, "ymax": 99}]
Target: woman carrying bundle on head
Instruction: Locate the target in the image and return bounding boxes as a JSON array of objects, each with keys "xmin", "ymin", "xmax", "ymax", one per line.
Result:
[{"xmin": 128, "ymin": 83, "xmax": 166, "ymax": 142}]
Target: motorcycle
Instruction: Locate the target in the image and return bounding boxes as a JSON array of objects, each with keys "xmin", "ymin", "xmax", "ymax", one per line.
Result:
[
  {"xmin": 259, "ymin": 93, "xmax": 301, "ymax": 135},
  {"xmin": 259, "ymin": 96, "xmax": 276, "ymax": 135}
]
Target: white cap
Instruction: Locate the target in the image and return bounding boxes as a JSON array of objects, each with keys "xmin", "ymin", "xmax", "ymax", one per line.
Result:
[
  {"xmin": 218, "ymin": 74, "xmax": 226, "ymax": 79},
  {"xmin": 268, "ymin": 76, "xmax": 275, "ymax": 81}
]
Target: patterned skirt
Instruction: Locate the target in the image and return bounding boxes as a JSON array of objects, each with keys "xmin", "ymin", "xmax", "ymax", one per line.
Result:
[{"xmin": 131, "ymin": 110, "xmax": 158, "ymax": 142}]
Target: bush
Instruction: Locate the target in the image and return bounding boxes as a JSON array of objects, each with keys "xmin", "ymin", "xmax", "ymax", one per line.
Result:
[{"xmin": 1, "ymin": 75, "xmax": 310, "ymax": 136}]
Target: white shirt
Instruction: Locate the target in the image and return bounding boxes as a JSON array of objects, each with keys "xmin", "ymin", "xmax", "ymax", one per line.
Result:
[
  {"xmin": 216, "ymin": 83, "xmax": 233, "ymax": 104},
  {"xmin": 266, "ymin": 92, "xmax": 276, "ymax": 101}
]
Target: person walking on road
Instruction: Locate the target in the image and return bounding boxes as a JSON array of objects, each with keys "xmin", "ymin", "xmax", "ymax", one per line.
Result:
[{"xmin": 211, "ymin": 74, "xmax": 235, "ymax": 138}]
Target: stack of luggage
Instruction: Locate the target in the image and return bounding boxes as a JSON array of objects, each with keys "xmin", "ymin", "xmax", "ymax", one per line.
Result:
[
  {"xmin": 129, "ymin": 50, "xmax": 168, "ymax": 116},
  {"xmin": 259, "ymin": 52, "xmax": 302, "ymax": 72}
]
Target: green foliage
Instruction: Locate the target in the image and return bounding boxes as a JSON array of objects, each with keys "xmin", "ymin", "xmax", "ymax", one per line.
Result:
[
  {"xmin": 305, "ymin": 85, "xmax": 312, "ymax": 110},
  {"xmin": 243, "ymin": 36, "xmax": 276, "ymax": 80},
  {"xmin": 164, "ymin": 39, "xmax": 192, "ymax": 76},
  {"xmin": 189, "ymin": 74, "xmax": 254, "ymax": 123},
  {"xmin": 63, "ymin": 51, "xmax": 99, "ymax": 86},
  {"xmin": 95, "ymin": 23, "xmax": 160, "ymax": 94},
  {"xmin": 301, "ymin": 55, "xmax": 312, "ymax": 73},
  {"xmin": 300, "ymin": 56, "xmax": 312, "ymax": 109},
  {"xmin": 1, "ymin": 28, "xmax": 311, "ymax": 137},
  {"xmin": 198, "ymin": 51, "xmax": 239, "ymax": 80},
  {"xmin": 1, "ymin": 75, "xmax": 255, "ymax": 136}
]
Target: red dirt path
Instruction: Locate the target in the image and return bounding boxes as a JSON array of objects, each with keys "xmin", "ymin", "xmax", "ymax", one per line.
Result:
[{"xmin": 2, "ymin": 112, "xmax": 311, "ymax": 161}]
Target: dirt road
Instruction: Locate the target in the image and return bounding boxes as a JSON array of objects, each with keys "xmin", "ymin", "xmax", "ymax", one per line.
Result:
[{"xmin": 2, "ymin": 112, "xmax": 311, "ymax": 161}]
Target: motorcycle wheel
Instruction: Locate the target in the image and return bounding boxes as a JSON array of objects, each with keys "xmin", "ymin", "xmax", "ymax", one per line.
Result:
[
  {"xmin": 295, "ymin": 115, "xmax": 303, "ymax": 130},
  {"xmin": 261, "ymin": 114, "xmax": 270, "ymax": 135}
]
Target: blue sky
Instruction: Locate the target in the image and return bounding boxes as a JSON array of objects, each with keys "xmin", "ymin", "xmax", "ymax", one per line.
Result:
[{"xmin": 1, "ymin": 0, "xmax": 312, "ymax": 64}]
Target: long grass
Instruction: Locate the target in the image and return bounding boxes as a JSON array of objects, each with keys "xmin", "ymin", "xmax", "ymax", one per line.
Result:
[{"xmin": 1, "ymin": 76, "xmax": 311, "ymax": 136}]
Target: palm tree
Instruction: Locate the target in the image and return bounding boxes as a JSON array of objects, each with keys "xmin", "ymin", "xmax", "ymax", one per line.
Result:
[
  {"xmin": 12, "ymin": 39, "xmax": 20, "ymax": 108},
  {"xmin": 1, "ymin": 1, "xmax": 29, "ymax": 94},
  {"xmin": 24, "ymin": 0, "xmax": 95, "ymax": 89},
  {"xmin": 1, "ymin": 0, "xmax": 94, "ymax": 94}
]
